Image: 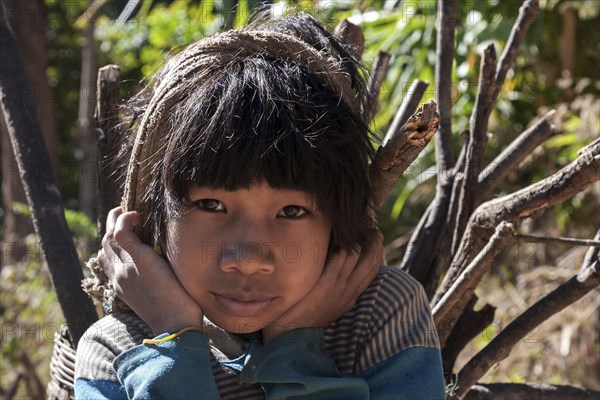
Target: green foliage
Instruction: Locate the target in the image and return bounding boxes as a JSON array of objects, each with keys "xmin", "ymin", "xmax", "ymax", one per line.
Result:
[{"xmin": 1, "ymin": 205, "xmax": 96, "ymax": 395}]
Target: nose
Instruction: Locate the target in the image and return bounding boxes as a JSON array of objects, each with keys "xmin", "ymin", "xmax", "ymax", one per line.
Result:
[{"xmin": 219, "ymin": 242, "xmax": 276, "ymax": 275}]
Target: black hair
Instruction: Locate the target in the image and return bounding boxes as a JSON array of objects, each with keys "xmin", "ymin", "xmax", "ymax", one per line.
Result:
[{"xmin": 127, "ymin": 12, "xmax": 377, "ymax": 252}]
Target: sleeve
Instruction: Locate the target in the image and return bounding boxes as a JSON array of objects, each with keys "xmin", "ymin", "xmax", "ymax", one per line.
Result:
[
  {"xmin": 354, "ymin": 267, "xmax": 445, "ymax": 398},
  {"xmin": 358, "ymin": 346, "xmax": 445, "ymax": 399},
  {"xmin": 75, "ymin": 314, "xmax": 142, "ymax": 400},
  {"xmin": 239, "ymin": 328, "xmax": 370, "ymax": 400},
  {"xmin": 112, "ymin": 330, "xmax": 221, "ymax": 400}
]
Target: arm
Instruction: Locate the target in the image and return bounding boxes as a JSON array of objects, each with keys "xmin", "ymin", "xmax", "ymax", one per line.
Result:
[{"xmin": 113, "ymin": 330, "xmax": 220, "ymax": 400}]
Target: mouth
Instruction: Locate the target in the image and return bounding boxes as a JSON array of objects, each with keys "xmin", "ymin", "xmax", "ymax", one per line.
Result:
[{"xmin": 212, "ymin": 293, "xmax": 275, "ymax": 317}]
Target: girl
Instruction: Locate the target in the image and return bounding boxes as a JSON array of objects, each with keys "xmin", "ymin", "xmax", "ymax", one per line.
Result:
[{"xmin": 75, "ymin": 12, "xmax": 445, "ymax": 399}]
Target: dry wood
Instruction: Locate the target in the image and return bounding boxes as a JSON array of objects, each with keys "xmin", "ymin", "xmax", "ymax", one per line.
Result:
[
  {"xmin": 382, "ymin": 79, "xmax": 429, "ymax": 146},
  {"xmin": 435, "ymin": 138, "xmax": 600, "ymax": 307},
  {"xmin": 452, "ymin": 44, "xmax": 498, "ymax": 254},
  {"xmin": 582, "ymin": 229, "xmax": 600, "ymax": 269},
  {"xmin": 464, "ymin": 383, "xmax": 600, "ymax": 400},
  {"xmin": 0, "ymin": 11, "xmax": 98, "ymax": 345},
  {"xmin": 433, "ymin": 222, "xmax": 515, "ymax": 344},
  {"xmin": 370, "ymin": 101, "xmax": 439, "ymax": 209},
  {"xmin": 455, "ymin": 258, "xmax": 600, "ymax": 399},
  {"xmin": 478, "ymin": 110, "xmax": 556, "ymax": 199},
  {"xmin": 366, "ymin": 50, "xmax": 392, "ymax": 122},
  {"xmin": 441, "ymin": 295, "xmax": 495, "ymax": 374},
  {"xmin": 334, "ymin": 19, "xmax": 365, "ymax": 60},
  {"xmin": 515, "ymin": 233, "xmax": 600, "ymax": 247},
  {"xmin": 96, "ymin": 65, "xmax": 123, "ymax": 241},
  {"xmin": 495, "ymin": 0, "xmax": 541, "ymax": 88},
  {"xmin": 400, "ymin": 0, "xmax": 459, "ymax": 290},
  {"xmin": 434, "ymin": 0, "xmax": 457, "ymax": 173}
]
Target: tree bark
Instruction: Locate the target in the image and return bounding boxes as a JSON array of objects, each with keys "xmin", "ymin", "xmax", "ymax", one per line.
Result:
[
  {"xmin": 78, "ymin": 0, "xmax": 99, "ymax": 221},
  {"xmin": 0, "ymin": 8, "xmax": 98, "ymax": 344},
  {"xmin": 1, "ymin": 0, "xmax": 58, "ymax": 263},
  {"xmin": 95, "ymin": 65, "xmax": 123, "ymax": 241}
]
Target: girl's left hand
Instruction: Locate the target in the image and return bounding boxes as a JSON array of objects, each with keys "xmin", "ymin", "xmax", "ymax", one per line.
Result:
[{"xmin": 262, "ymin": 232, "xmax": 383, "ymax": 343}]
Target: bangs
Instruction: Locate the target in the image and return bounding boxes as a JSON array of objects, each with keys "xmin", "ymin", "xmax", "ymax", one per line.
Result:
[{"xmin": 164, "ymin": 57, "xmax": 369, "ymax": 205}]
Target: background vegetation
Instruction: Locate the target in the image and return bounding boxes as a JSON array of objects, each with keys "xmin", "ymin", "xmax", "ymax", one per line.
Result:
[{"xmin": 1, "ymin": 0, "xmax": 598, "ymax": 397}]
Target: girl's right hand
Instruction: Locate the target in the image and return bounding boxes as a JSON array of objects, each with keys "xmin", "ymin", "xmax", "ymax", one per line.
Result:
[{"xmin": 100, "ymin": 206, "xmax": 204, "ymax": 335}]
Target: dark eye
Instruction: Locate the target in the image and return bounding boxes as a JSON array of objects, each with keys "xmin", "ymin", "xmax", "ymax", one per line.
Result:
[
  {"xmin": 278, "ymin": 205, "xmax": 307, "ymax": 218},
  {"xmin": 195, "ymin": 199, "xmax": 225, "ymax": 212}
]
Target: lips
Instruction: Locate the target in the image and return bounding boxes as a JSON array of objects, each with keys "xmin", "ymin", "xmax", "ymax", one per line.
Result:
[{"xmin": 213, "ymin": 293, "xmax": 275, "ymax": 317}]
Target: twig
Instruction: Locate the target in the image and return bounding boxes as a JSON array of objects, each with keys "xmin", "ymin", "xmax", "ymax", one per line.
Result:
[
  {"xmin": 424, "ymin": 171, "xmax": 463, "ymax": 296},
  {"xmin": 515, "ymin": 233, "xmax": 600, "ymax": 248},
  {"xmin": 435, "ymin": 139, "xmax": 600, "ymax": 305},
  {"xmin": 478, "ymin": 110, "xmax": 556, "ymax": 199},
  {"xmin": 401, "ymin": 0, "xmax": 457, "ymax": 287},
  {"xmin": 434, "ymin": 222, "xmax": 515, "ymax": 345},
  {"xmin": 434, "ymin": 0, "xmax": 457, "ymax": 173},
  {"xmin": 366, "ymin": 50, "xmax": 392, "ymax": 122},
  {"xmin": 455, "ymin": 259, "xmax": 600, "ymax": 399},
  {"xmin": 465, "ymin": 383, "xmax": 600, "ymax": 400},
  {"xmin": 370, "ymin": 101, "xmax": 439, "ymax": 209},
  {"xmin": 0, "ymin": 8, "xmax": 98, "ymax": 345},
  {"xmin": 383, "ymin": 79, "xmax": 429, "ymax": 146},
  {"xmin": 441, "ymin": 295, "xmax": 496, "ymax": 374},
  {"xmin": 495, "ymin": 0, "xmax": 541, "ymax": 88},
  {"xmin": 401, "ymin": 186, "xmax": 451, "ymax": 288},
  {"xmin": 452, "ymin": 44, "xmax": 498, "ymax": 254},
  {"xmin": 582, "ymin": 229, "xmax": 600, "ymax": 270},
  {"xmin": 334, "ymin": 19, "xmax": 365, "ymax": 60},
  {"xmin": 96, "ymin": 65, "xmax": 123, "ymax": 242}
]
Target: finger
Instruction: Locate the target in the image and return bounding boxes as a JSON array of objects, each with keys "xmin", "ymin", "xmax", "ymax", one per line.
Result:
[
  {"xmin": 336, "ymin": 248, "xmax": 360, "ymax": 284},
  {"xmin": 96, "ymin": 248, "xmax": 116, "ymax": 280},
  {"xmin": 321, "ymin": 248, "xmax": 349, "ymax": 281},
  {"xmin": 104, "ymin": 206, "xmax": 123, "ymax": 240},
  {"xmin": 347, "ymin": 237, "xmax": 382, "ymax": 295},
  {"xmin": 113, "ymin": 211, "xmax": 144, "ymax": 263}
]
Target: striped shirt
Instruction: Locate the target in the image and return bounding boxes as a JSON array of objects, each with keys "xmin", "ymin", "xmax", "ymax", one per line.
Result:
[{"xmin": 75, "ymin": 266, "xmax": 440, "ymax": 399}]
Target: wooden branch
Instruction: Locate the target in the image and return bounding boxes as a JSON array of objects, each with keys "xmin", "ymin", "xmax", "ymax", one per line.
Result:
[
  {"xmin": 478, "ymin": 110, "xmax": 556, "ymax": 199},
  {"xmin": 441, "ymin": 295, "xmax": 496, "ymax": 374},
  {"xmin": 452, "ymin": 45, "xmax": 497, "ymax": 254},
  {"xmin": 465, "ymin": 383, "xmax": 600, "ymax": 400},
  {"xmin": 434, "ymin": 222, "xmax": 515, "ymax": 345},
  {"xmin": 455, "ymin": 259, "xmax": 600, "ymax": 399},
  {"xmin": 370, "ymin": 101, "xmax": 439, "ymax": 209},
  {"xmin": 424, "ymin": 171, "xmax": 463, "ymax": 296},
  {"xmin": 0, "ymin": 9, "xmax": 98, "ymax": 345},
  {"xmin": 401, "ymin": 185, "xmax": 451, "ymax": 287},
  {"xmin": 434, "ymin": 0, "xmax": 457, "ymax": 173},
  {"xmin": 582, "ymin": 229, "xmax": 600, "ymax": 269},
  {"xmin": 436, "ymin": 138, "xmax": 600, "ymax": 304},
  {"xmin": 95, "ymin": 65, "xmax": 123, "ymax": 241},
  {"xmin": 334, "ymin": 19, "xmax": 365, "ymax": 60},
  {"xmin": 382, "ymin": 79, "xmax": 429, "ymax": 146},
  {"xmin": 495, "ymin": 0, "xmax": 541, "ymax": 88},
  {"xmin": 515, "ymin": 233, "xmax": 600, "ymax": 247},
  {"xmin": 366, "ymin": 50, "xmax": 392, "ymax": 122}
]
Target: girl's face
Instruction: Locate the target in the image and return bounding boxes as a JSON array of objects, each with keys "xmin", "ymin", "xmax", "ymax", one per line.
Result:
[{"xmin": 164, "ymin": 182, "xmax": 331, "ymax": 333}]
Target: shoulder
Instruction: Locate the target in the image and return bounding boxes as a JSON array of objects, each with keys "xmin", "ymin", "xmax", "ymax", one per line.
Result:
[
  {"xmin": 324, "ymin": 266, "xmax": 440, "ymax": 374},
  {"xmin": 75, "ymin": 312, "xmax": 152, "ymax": 381}
]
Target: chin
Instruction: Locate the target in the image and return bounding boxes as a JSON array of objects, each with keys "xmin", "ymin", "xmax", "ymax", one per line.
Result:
[{"xmin": 206, "ymin": 314, "xmax": 269, "ymax": 334}]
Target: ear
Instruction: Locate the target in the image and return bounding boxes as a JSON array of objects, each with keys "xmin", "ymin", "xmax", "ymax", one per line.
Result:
[{"xmin": 333, "ymin": 19, "xmax": 365, "ymax": 61}]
